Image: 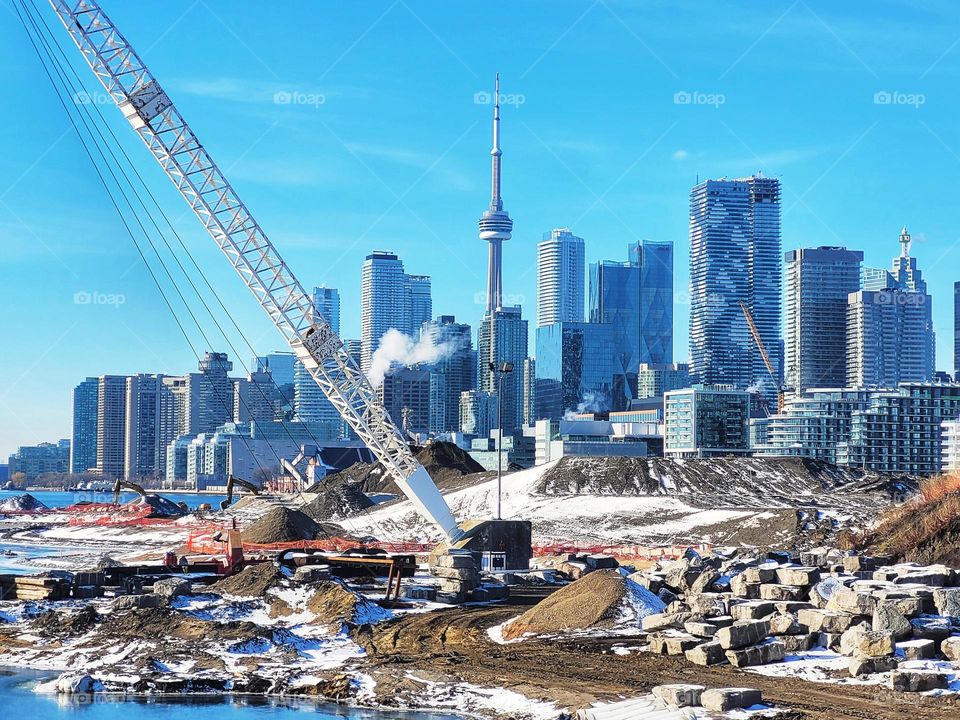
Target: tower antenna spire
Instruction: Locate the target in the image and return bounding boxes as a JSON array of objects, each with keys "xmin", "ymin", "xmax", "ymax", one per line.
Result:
[
  {"xmin": 478, "ymin": 73, "xmax": 513, "ymax": 313},
  {"xmin": 491, "ymin": 73, "xmax": 502, "ymax": 211}
]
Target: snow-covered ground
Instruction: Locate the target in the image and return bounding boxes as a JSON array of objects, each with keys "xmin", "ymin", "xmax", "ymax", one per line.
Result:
[{"xmin": 345, "ymin": 462, "xmax": 764, "ymax": 545}]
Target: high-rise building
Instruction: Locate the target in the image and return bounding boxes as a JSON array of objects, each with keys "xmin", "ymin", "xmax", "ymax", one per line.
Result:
[
  {"xmin": 664, "ymin": 384, "xmax": 752, "ymax": 458},
  {"xmin": 955, "ymin": 281, "xmax": 960, "ymax": 380},
  {"xmin": 407, "ymin": 275, "xmax": 433, "ymax": 337},
  {"xmin": 846, "ymin": 229, "xmax": 934, "ymax": 388},
  {"xmin": 96, "ymin": 375, "xmax": 128, "ymax": 479},
  {"xmin": 187, "ymin": 352, "xmax": 235, "ymax": 434},
  {"xmin": 535, "ymin": 322, "xmax": 617, "ymax": 420},
  {"xmin": 295, "ymin": 287, "xmax": 342, "ymax": 436},
  {"xmin": 252, "ymin": 351, "xmax": 296, "ymax": 417},
  {"xmin": 477, "ymin": 74, "xmax": 513, "ymax": 314},
  {"xmin": 784, "ymin": 246, "xmax": 863, "ymax": 393},
  {"xmin": 8, "ymin": 440, "xmax": 70, "ymax": 479},
  {"xmin": 477, "ymin": 306, "xmax": 528, "ymax": 433},
  {"xmin": 629, "ymin": 239, "xmax": 674, "ymax": 366},
  {"xmin": 124, "ymin": 374, "xmax": 172, "ymax": 481},
  {"xmin": 424, "ymin": 316, "xmax": 475, "ymax": 434},
  {"xmin": 311, "ymin": 286, "xmax": 340, "ymax": 334},
  {"xmin": 862, "ymin": 267, "xmax": 893, "ymax": 291},
  {"xmin": 522, "ymin": 357, "xmax": 537, "ymax": 426},
  {"xmin": 361, "ymin": 251, "xmax": 408, "ymax": 373},
  {"xmin": 589, "ymin": 239, "xmax": 674, "ymax": 381},
  {"xmin": 537, "ymin": 228, "xmax": 585, "ymax": 327},
  {"xmin": 689, "ymin": 175, "xmax": 782, "ymax": 404},
  {"xmin": 379, "ymin": 368, "xmax": 431, "ymax": 436},
  {"xmin": 234, "ymin": 370, "xmax": 279, "ymax": 424},
  {"xmin": 635, "ymin": 363, "xmax": 691, "ymax": 400},
  {"xmin": 71, "ymin": 377, "xmax": 99, "ymax": 474},
  {"xmin": 460, "ymin": 389, "xmax": 497, "ymax": 437}
]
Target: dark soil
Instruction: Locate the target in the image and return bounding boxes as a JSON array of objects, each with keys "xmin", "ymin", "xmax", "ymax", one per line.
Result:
[
  {"xmin": 208, "ymin": 562, "xmax": 281, "ymax": 598},
  {"xmin": 241, "ymin": 506, "xmax": 324, "ymax": 544},
  {"xmin": 33, "ymin": 604, "xmax": 99, "ymax": 635},
  {"xmin": 304, "ymin": 484, "xmax": 374, "ymax": 521}
]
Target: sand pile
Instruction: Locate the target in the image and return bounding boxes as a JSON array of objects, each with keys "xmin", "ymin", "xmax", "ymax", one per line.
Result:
[
  {"xmin": 241, "ymin": 506, "xmax": 323, "ymax": 544},
  {"xmin": 304, "ymin": 483, "xmax": 374, "ymax": 521},
  {"xmin": 0, "ymin": 493, "xmax": 48, "ymax": 512},
  {"xmin": 501, "ymin": 570, "xmax": 664, "ymax": 641},
  {"xmin": 305, "ymin": 580, "xmax": 391, "ymax": 626},
  {"xmin": 209, "ymin": 562, "xmax": 281, "ymax": 598}
]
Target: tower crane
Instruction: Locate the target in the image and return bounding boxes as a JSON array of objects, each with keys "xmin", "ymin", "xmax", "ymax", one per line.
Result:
[
  {"xmin": 739, "ymin": 300, "xmax": 784, "ymax": 415},
  {"xmin": 46, "ymin": 0, "xmax": 464, "ymax": 542}
]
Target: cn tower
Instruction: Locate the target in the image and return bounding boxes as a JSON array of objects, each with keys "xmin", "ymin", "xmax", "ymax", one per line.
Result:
[{"xmin": 478, "ymin": 74, "xmax": 513, "ymax": 313}]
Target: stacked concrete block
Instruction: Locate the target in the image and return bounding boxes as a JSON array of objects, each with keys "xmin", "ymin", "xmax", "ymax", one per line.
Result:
[{"xmin": 431, "ymin": 550, "xmax": 480, "ymax": 602}]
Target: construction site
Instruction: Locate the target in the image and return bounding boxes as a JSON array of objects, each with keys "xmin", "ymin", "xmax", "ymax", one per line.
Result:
[{"xmin": 3, "ymin": 1, "xmax": 960, "ymax": 719}]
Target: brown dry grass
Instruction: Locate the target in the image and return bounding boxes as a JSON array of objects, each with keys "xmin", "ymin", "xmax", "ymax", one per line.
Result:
[{"xmin": 855, "ymin": 473, "xmax": 960, "ymax": 565}]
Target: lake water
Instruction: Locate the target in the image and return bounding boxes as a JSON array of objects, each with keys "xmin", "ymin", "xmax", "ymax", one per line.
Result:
[
  {"xmin": 0, "ymin": 671, "xmax": 459, "ymax": 720},
  {"xmin": 0, "ymin": 489, "xmax": 216, "ymax": 511}
]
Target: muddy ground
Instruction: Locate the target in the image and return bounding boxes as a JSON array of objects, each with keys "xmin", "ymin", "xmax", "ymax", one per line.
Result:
[{"xmin": 357, "ymin": 602, "xmax": 960, "ymax": 720}]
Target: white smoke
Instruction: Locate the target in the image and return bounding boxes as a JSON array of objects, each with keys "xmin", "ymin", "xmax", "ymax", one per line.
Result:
[
  {"xmin": 563, "ymin": 391, "xmax": 607, "ymax": 420},
  {"xmin": 367, "ymin": 328, "xmax": 456, "ymax": 389}
]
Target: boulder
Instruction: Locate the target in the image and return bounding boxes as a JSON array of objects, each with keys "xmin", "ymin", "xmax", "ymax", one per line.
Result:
[
  {"xmin": 54, "ymin": 673, "xmax": 102, "ymax": 694},
  {"xmin": 716, "ymin": 620, "xmax": 771, "ymax": 650},
  {"xmin": 827, "ymin": 586, "xmax": 877, "ymax": 615},
  {"xmin": 780, "ymin": 632, "xmax": 817, "ymax": 653},
  {"xmin": 152, "ymin": 578, "xmax": 191, "ymax": 599},
  {"xmin": 898, "ymin": 639, "xmax": 936, "ymax": 660},
  {"xmin": 744, "ymin": 564, "xmax": 779, "ymax": 584},
  {"xmin": 910, "ymin": 616, "xmax": 953, "ymax": 644},
  {"xmin": 760, "ymin": 584, "xmax": 806, "ymax": 602},
  {"xmin": 689, "ymin": 567, "xmax": 720, "ymax": 595},
  {"xmin": 701, "ymin": 688, "xmax": 763, "ymax": 712},
  {"xmin": 725, "ymin": 639, "xmax": 785, "ymax": 668},
  {"xmin": 685, "ymin": 640, "xmax": 727, "ymax": 666},
  {"xmin": 684, "ymin": 621, "xmax": 720, "ymax": 638},
  {"xmin": 888, "ymin": 670, "xmax": 950, "ymax": 692},
  {"xmin": 839, "ymin": 624, "xmax": 871, "ymax": 656},
  {"xmin": 641, "ymin": 613, "xmax": 692, "ymax": 632},
  {"xmin": 872, "ymin": 600, "xmax": 913, "ymax": 641},
  {"xmin": 686, "ymin": 592, "xmax": 728, "ymax": 616},
  {"xmin": 768, "ymin": 613, "xmax": 806, "ymax": 636},
  {"xmin": 940, "ymin": 636, "xmax": 960, "ymax": 661},
  {"xmin": 652, "ymin": 684, "xmax": 704, "ymax": 708},
  {"xmin": 843, "ymin": 555, "xmax": 877, "ymax": 573},
  {"xmin": 849, "ymin": 655, "xmax": 899, "ymax": 677},
  {"xmin": 729, "ymin": 574, "xmax": 760, "ymax": 599},
  {"xmin": 730, "ymin": 601, "xmax": 776, "ymax": 621},
  {"xmin": 777, "ymin": 566, "xmax": 821, "ymax": 587},
  {"xmin": 293, "ymin": 565, "xmax": 331, "ymax": 584},
  {"xmin": 648, "ymin": 633, "xmax": 700, "ymax": 656},
  {"xmin": 112, "ymin": 593, "xmax": 162, "ymax": 610},
  {"xmin": 798, "ymin": 608, "xmax": 858, "ymax": 634},
  {"xmin": 933, "ymin": 588, "xmax": 960, "ymax": 619},
  {"xmin": 856, "ymin": 630, "xmax": 895, "ymax": 657}
]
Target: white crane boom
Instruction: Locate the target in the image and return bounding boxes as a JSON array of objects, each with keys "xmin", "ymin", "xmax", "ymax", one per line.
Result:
[{"xmin": 49, "ymin": 0, "xmax": 462, "ymax": 541}]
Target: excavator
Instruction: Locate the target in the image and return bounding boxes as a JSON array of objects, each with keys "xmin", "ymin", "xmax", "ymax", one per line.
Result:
[
  {"xmin": 219, "ymin": 475, "xmax": 261, "ymax": 511},
  {"xmin": 111, "ymin": 479, "xmax": 145, "ymax": 507},
  {"xmin": 44, "ymin": 0, "xmax": 531, "ymax": 583}
]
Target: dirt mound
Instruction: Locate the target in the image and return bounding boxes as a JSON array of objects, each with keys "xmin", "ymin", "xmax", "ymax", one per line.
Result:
[
  {"xmin": 306, "ymin": 580, "xmax": 390, "ymax": 626},
  {"xmin": 241, "ymin": 506, "xmax": 323, "ymax": 544},
  {"xmin": 0, "ymin": 493, "xmax": 48, "ymax": 512},
  {"xmin": 501, "ymin": 569, "xmax": 664, "ymax": 640},
  {"xmin": 129, "ymin": 494, "xmax": 185, "ymax": 518},
  {"xmin": 33, "ymin": 605, "xmax": 99, "ymax": 635},
  {"xmin": 855, "ymin": 476, "xmax": 960, "ymax": 565},
  {"xmin": 208, "ymin": 562, "xmax": 281, "ymax": 598},
  {"xmin": 536, "ymin": 456, "xmax": 915, "ymax": 509},
  {"xmin": 304, "ymin": 483, "xmax": 374, "ymax": 521},
  {"xmin": 320, "ymin": 441, "xmax": 485, "ymax": 497}
]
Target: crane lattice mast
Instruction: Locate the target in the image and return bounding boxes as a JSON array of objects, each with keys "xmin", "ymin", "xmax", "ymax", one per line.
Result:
[{"xmin": 48, "ymin": 0, "xmax": 461, "ymax": 540}]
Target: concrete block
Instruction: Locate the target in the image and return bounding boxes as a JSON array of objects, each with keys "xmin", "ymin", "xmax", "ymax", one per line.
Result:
[
  {"xmin": 888, "ymin": 670, "xmax": 950, "ymax": 692},
  {"xmin": 403, "ymin": 585, "xmax": 437, "ymax": 602},
  {"xmin": 777, "ymin": 566, "xmax": 821, "ymax": 587},
  {"xmin": 716, "ymin": 620, "xmax": 771, "ymax": 650},
  {"xmin": 730, "ymin": 601, "xmax": 776, "ymax": 621},
  {"xmin": 701, "ymin": 687, "xmax": 763, "ymax": 711},
  {"xmin": 849, "ymin": 655, "xmax": 899, "ymax": 676},
  {"xmin": 651, "ymin": 684, "xmax": 704, "ymax": 708},
  {"xmin": 726, "ymin": 639, "xmax": 785, "ymax": 668},
  {"xmin": 897, "ymin": 639, "xmax": 936, "ymax": 660},
  {"xmin": 685, "ymin": 640, "xmax": 728, "ymax": 666}
]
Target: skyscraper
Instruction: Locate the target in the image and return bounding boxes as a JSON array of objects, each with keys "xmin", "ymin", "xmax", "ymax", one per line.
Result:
[
  {"xmin": 361, "ymin": 251, "xmax": 408, "ymax": 373},
  {"xmin": 846, "ymin": 228, "xmax": 934, "ymax": 387},
  {"xmin": 955, "ymin": 281, "xmax": 960, "ymax": 380},
  {"xmin": 311, "ymin": 286, "xmax": 340, "ymax": 336},
  {"xmin": 425, "ymin": 316, "xmax": 475, "ymax": 434},
  {"xmin": 96, "ymin": 375, "xmax": 128, "ymax": 479},
  {"xmin": 588, "ymin": 239, "xmax": 674, "ymax": 380},
  {"xmin": 295, "ymin": 287, "xmax": 342, "ymax": 436},
  {"xmin": 689, "ymin": 175, "xmax": 782, "ymax": 403},
  {"xmin": 477, "ymin": 306, "xmax": 528, "ymax": 433},
  {"xmin": 784, "ymin": 246, "xmax": 863, "ymax": 393},
  {"xmin": 537, "ymin": 228, "xmax": 585, "ymax": 327},
  {"xmin": 71, "ymin": 377, "xmax": 99, "ymax": 474},
  {"xmin": 535, "ymin": 322, "xmax": 617, "ymax": 419},
  {"xmin": 407, "ymin": 275, "xmax": 433, "ymax": 337},
  {"xmin": 478, "ymin": 73, "xmax": 513, "ymax": 314},
  {"xmin": 124, "ymin": 373, "xmax": 172, "ymax": 481}
]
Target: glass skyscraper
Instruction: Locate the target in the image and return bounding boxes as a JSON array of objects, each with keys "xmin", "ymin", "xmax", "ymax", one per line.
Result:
[
  {"xmin": 589, "ymin": 239, "xmax": 674, "ymax": 380},
  {"xmin": 535, "ymin": 322, "xmax": 617, "ymax": 420},
  {"xmin": 71, "ymin": 377, "xmax": 99, "ymax": 474},
  {"xmin": 689, "ymin": 175, "xmax": 782, "ymax": 404},
  {"xmin": 537, "ymin": 228, "xmax": 585, "ymax": 328},
  {"xmin": 477, "ymin": 306, "xmax": 528, "ymax": 433},
  {"xmin": 424, "ymin": 315, "xmax": 475, "ymax": 434},
  {"xmin": 295, "ymin": 287, "xmax": 342, "ymax": 437}
]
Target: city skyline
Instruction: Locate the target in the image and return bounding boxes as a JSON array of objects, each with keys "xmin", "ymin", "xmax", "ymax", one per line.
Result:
[{"xmin": 4, "ymin": 2, "xmax": 960, "ymax": 455}]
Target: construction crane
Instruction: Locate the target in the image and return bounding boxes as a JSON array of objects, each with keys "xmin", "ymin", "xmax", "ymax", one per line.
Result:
[
  {"xmin": 739, "ymin": 300, "xmax": 784, "ymax": 415},
  {"xmin": 47, "ymin": 0, "xmax": 463, "ymax": 542}
]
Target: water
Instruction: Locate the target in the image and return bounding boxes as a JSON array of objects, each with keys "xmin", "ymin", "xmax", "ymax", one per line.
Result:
[
  {"xmin": 0, "ymin": 541, "xmax": 90, "ymax": 575},
  {"xmin": 0, "ymin": 489, "xmax": 216, "ymax": 511},
  {"xmin": 0, "ymin": 671, "xmax": 458, "ymax": 720}
]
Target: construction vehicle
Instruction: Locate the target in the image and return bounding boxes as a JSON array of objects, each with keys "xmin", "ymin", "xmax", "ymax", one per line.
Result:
[
  {"xmin": 739, "ymin": 300, "xmax": 784, "ymax": 415},
  {"xmin": 111, "ymin": 479, "xmax": 145, "ymax": 506},
  {"xmin": 46, "ymin": 0, "xmax": 530, "ymax": 583},
  {"xmin": 219, "ymin": 475, "xmax": 261, "ymax": 511}
]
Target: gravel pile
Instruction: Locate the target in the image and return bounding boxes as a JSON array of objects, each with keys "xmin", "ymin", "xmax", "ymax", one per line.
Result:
[
  {"xmin": 241, "ymin": 506, "xmax": 323, "ymax": 544},
  {"xmin": 0, "ymin": 493, "xmax": 48, "ymax": 512},
  {"xmin": 304, "ymin": 483, "xmax": 374, "ymax": 521}
]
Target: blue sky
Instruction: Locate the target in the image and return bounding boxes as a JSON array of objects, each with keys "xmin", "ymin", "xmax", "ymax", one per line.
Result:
[{"xmin": 2, "ymin": 0, "xmax": 960, "ymax": 457}]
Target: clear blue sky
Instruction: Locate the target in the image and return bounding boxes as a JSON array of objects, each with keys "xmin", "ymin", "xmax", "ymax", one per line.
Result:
[{"xmin": 2, "ymin": 0, "xmax": 960, "ymax": 457}]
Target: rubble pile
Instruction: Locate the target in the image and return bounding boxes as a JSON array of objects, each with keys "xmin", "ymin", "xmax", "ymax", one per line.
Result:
[
  {"xmin": 633, "ymin": 546, "xmax": 960, "ymax": 690},
  {"xmin": 304, "ymin": 483, "xmax": 374, "ymax": 521},
  {"xmin": 0, "ymin": 493, "xmax": 48, "ymax": 513}
]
